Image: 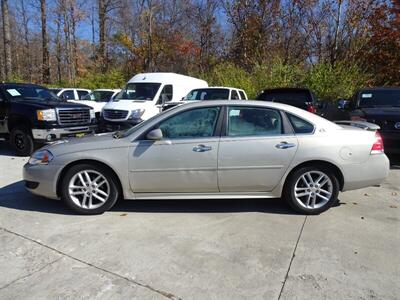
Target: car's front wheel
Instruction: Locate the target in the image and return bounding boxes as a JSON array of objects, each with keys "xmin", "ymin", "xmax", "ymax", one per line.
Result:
[
  {"xmin": 283, "ymin": 166, "xmax": 339, "ymax": 214},
  {"xmin": 10, "ymin": 127, "xmax": 35, "ymax": 156},
  {"xmin": 61, "ymin": 164, "xmax": 119, "ymax": 214}
]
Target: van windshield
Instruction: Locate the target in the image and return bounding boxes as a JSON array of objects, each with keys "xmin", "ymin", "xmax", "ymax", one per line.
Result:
[{"xmin": 113, "ymin": 83, "xmax": 161, "ymax": 101}]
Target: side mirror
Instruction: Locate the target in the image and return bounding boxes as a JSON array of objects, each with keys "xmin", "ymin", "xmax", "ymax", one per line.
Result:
[
  {"xmin": 337, "ymin": 99, "xmax": 349, "ymax": 110},
  {"xmin": 146, "ymin": 128, "xmax": 163, "ymax": 140}
]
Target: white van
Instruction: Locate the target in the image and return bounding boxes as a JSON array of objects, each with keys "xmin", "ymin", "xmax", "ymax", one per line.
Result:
[{"xmin": 102, "ymin": 73, "xmax": 208, "ymax": 129}]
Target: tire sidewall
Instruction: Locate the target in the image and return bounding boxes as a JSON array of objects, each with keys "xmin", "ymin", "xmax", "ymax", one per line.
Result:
[
  {"xmin": 284, "ymin": 166, "xmax": 339, "ymax": 215},
  {"xmin": 11, "ymin": 127, "xmax": 34, "ymax": 156},
  {"xmin": 61, "ymin": 164, "xmax": 119, "ymax": 214}
]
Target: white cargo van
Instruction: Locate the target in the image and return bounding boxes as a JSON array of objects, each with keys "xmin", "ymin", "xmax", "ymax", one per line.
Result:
[{"xmin": 102, "ymin": 73, "xmax": 208, "ymax": 129}]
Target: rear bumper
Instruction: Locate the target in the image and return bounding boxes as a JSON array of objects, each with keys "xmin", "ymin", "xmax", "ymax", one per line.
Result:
[
  {"xmin": 342, "ymin": 154, "xmax": 390, "ymax": 191},
  {"xmin": 381, "ymin": 132, "xmax": 400, "ymax": 154},
  {"xmin": 32, "ymin": 125, "xmax": 97, "ymax": 142}
]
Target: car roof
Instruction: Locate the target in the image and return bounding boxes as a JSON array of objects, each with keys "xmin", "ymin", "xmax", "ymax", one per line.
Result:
[
  {"xmin": 175, "ymin": 100, "xmax": 340, "ymax": 129},
  {"xmin": 358, "ymin": 87, "xmax": 400, "ymax": 91},
  {"xmin": 1, "ymin": 82, "xmax": 46, "ymax": 88}
]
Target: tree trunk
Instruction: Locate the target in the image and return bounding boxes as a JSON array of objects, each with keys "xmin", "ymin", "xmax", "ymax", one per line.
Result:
[
  {"xmin": 98, "ymin": 0, "xmax": 107, "ymax": 71},
  {"xmin": 1, "ymin": 0, "xmax": 12, "ymax": 79},
  {"xmin": 41, "ymin": 0, "xmax": 51, "ymax": 83}
]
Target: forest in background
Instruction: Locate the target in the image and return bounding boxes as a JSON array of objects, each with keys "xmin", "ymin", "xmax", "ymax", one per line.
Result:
[{"xmin": 0, "ymin": 0, "xmax": 399, "ymax": 99}]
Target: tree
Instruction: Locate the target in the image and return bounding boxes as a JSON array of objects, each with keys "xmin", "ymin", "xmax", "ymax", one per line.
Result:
[
  {"xmin": 41, "ymin": 0, "xmax": 50, "ymax": 83},
  {"xmin": 1, "ymin": 0, "xmax": 12, "ymax": 79}
]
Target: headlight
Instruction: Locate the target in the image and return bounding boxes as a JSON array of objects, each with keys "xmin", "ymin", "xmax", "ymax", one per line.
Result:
[
  {"xmin": 90, "ymin": 109, "xmax": 96, "ymax": 119},
  {"xmin": 37, "ymin": 109, "xmax": 57, "ymax": 121},
  {"xmin": 129, "ymin": 109, "xmax": 145, "ymax": 119},
  {"xmin": 28, "ymin": 149, "xmax": 54, "ymax": 165}
]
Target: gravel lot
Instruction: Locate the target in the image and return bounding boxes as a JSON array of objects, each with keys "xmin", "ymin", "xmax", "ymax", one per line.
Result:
[{"xmin": 0, "ymin": 141, "xmax": 399, "ymax": 300}]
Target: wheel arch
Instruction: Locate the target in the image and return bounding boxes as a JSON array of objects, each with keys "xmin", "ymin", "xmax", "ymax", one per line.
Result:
[
  {"xmin": 56, "ymin": 159, "xmax": 124, "ymax": 198},
  {"xmin": 284, "ymin": 160, "xmax": 344, "ymax": 191}
]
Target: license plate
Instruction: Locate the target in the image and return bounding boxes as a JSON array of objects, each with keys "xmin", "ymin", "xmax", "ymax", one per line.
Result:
[{"xmin": 75, "ymin": 133, "xmax": 86, "ymax": 138}]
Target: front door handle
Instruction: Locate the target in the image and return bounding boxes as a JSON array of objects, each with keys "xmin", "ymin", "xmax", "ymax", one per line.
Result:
[
  {"xmin": 275, "ymin": 141, "xmax": 296, "ymax": 149},
  {"xmin": 193, "ymin": 144, "xmax": 212, "ymax": 152}
]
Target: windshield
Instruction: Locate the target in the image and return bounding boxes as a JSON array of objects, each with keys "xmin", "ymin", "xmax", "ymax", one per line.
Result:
[
  {"xmin": 4, "ymin": 85, "xmax": 60, "ymax": 101},
  {"xmin": 83, "ymin": 90, "xmax": 114, "ymax": 102},
  {"xmin": 113, "ymin": 83, "xmax": 161, "ymax": 101},
  {"xmin": 257, "ymin": 91, "xmax": 312, "ymax": 104},
  {"xmin": 186, "ymin": 88, "xmax": 230, "ymax": 101},
  {"xmin": 359, "ymin": 90, "xmax": 400, "ymax": 107}
]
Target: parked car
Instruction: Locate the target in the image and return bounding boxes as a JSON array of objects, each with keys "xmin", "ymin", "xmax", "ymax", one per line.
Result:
[
  {"xmin": 337, "ymin": 87, "xmax": 400, "ymax": 154},
  {"xmin": 0, "ymin": 83, "xmax": 97, "ymax": 156},
  {"xmin": 23, "ymin": 100, "xmax": 389, "ymax": 215},
  {"xmin": 50, "ymin": 88, "xmax": 91, "ymax": 100},
  {"xmin": 256, "ymin": 88, "xmax": 318, "ymax": 113},
  {"xmin": 70, "ymin": 89, "xmax": 121, "ymax": 116},
  {"xmin": 101, "ymin": 72, "xmax": 208, "ymax": 131},
  {"xmin": 162, "ymin": 87, "xmax": 248, "ymax": 111}
]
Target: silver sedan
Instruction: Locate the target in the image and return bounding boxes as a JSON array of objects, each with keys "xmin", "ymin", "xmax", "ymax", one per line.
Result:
[{"xmin": 23, "ymin": 101, "xmax": 390, "ymax": 215}]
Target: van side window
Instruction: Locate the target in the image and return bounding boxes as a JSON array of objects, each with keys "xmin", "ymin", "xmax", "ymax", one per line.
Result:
[{"xmin": 158, "ymin": 85, "xmax": 173, "ymax": 104}]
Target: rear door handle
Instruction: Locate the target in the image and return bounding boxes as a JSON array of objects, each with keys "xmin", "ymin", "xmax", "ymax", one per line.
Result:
[
  {"xmin": 275, "ymin": 141, "xmax": 296, "ymax": 149},
  {"xmin": 193, "ymin": 144, "xmax": 212, "ymax": 152}
]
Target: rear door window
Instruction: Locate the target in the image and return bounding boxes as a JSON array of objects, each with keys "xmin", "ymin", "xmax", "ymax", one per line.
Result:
[
  {"xmin": 231, "ymin": 90, "xmax": 240, "ymax": 100},
  {"xmin": 287, "ymin": 113, "xmax": 314, "ymax": 134},
  {"xmin": 239, "ymin": 91, "xmax": 246, "ymax": 100},
  {"xmin": 77, "ymin": 90, "xmax": 89, "ymax": 100},
  {"xmin": 227, "ymin": 106, "xmax": 282, "ymax": 136},
  {"xmin": 60, "ymin": 90, "xmax": 75, "ymax": 100}
]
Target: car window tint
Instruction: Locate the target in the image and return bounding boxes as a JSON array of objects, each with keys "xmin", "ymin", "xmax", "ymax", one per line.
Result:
[
  {"xmin": 239, "ymin": 91, "xmax": 246, "ymax": 99},
  {"xmin": 227, "ymin": 107, "xmax": 282, "ymax": 136},
  {"xmin": 159, "ymin": 107, "xmax": 220, "ymax": 139},
  {"xmin": 287, "ymin": 113, "xmax": 314, "ymax": 134},
  {"xmin": 77, "ymin": 90, "xmax": 89, "ymax": 99},
  {"xmin": 61, "ymin": 90, "xmax": 75, "ymax": 100},
  {"xmin": 231, "ymin": 90, "xmax": 240, "ymax": 100}
]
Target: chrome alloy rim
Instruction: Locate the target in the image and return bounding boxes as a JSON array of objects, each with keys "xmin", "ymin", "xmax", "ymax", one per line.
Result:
[
  {"xmin": 68, "ymin": 170, "xmax": 110, "ymax": 209},
  {"xmin": 294, "ymin": 171, "xmax": 333, "ymax": 209}
]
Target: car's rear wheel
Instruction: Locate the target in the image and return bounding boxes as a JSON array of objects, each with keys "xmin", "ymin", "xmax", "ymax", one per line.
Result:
[
  {"xmin": 10, "ymin": 127, "xmax": 34, "ymax": 156},
  {"xmin": 61, "ymin": 164, "xmax": 119, "ymax": 214},
  {"xmin": 283, "ymin": 166, "xmax": 339, "ymax": 214}
]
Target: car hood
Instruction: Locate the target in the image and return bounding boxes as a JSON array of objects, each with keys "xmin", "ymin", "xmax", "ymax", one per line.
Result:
[
  {"xmin": 12, "ymin": 99, "xmax": 92, "ymax": 110},
  {"xmin": 103, "ymin": 100, "xmax": 155, "ymax": 111},
  {"xmin": 44, "ymin": 132, "xmax": 129, "ymax": 156}
]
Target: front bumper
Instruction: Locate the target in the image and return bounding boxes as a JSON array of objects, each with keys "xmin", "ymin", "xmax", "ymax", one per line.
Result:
[
  {"xmin": 23, "ymin": 162, "xmax": 63, "ymax": 200},
  {"xmin": 32, "ymin": 125, "xmax": 97, "ymax": 142}
]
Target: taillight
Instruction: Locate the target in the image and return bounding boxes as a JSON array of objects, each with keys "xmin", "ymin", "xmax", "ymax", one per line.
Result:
[
  {"xmin": 371, "ymin": 131, "xmax": 384, "ymax": 154},
  {"xmin": 307, "ymin": 104, "xmax": 316, "ymax": 113}
]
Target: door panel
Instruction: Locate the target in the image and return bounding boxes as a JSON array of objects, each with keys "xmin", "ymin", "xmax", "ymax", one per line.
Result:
[
  {"xmin": 218, "ymin": 106, "xmax": 298, "ymax": 192},
  {"xmin": 129, "ymin": 138, "xmax": 219, "ymax": 193},
  {"xmin": 129, "ymin": 106, "xmax": 222, "ymax": 193},
  {"xmin": 218, "ymin": 136, "xmax": 297, "ymax": 192}
]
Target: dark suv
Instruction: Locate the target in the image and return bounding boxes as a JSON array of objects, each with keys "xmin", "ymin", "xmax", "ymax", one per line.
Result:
[
  {"xmin": 0, "ymin": 83, "xmax": 97, "ymax": 156},
  {"xmin": 339, "ymin": 87, "xmax": 400, "ymax": 154},
  {"xmin": 256, "ymin": 88, "xmax": 318, "ymax": 113}
]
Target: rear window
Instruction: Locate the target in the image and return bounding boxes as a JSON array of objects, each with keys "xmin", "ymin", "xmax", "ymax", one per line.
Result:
[
  {"xmin": 287, "ymin": 113, "xmax": 314, "ymax": 134},
  {"xmin": 358, "ymin": 90, "xmax": 400, "ymax": 107},
  {"xmin": 257, "ymin": 91, "xmax": 312, "ymax": 105}
]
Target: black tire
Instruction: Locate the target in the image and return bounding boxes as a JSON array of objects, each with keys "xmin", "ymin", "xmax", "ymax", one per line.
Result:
[
  {"xmin": 10, "ymin": 127, "xmax": 35, "ymax": 156},
  {"xmin": 61, "ymin": 163, "xmax": 120, "ymax": 215},
  {"xmin": 282, "ymin": 165, "xmax": 339, "ymax": 215}
]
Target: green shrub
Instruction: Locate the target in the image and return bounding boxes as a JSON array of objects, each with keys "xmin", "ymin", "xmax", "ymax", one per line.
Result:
[{"xmin": 76, "ymin": 69, "xmax": 127, "ymax": 90}]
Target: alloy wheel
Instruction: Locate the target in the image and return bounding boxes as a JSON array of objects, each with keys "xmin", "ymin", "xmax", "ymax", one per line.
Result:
[
  {"xmin": 68, "ymin": 170, "xmax": 110, "ymax": 209},
  {"xmin": 294, "ymin": 171, "xmax": 333, "ymax": 209}
]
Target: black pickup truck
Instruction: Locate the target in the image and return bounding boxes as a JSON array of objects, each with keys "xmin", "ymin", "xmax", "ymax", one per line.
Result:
[
  {"xmin": 339, "ymin": 87, "xmax": 400, "ymax": 154},
  {"xmin": 0, "ymin": 83, "xmax": 97, "ymax": 156}
]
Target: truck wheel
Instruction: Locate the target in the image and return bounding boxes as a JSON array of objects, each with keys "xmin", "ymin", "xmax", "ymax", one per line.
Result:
[{"xmin": 10, "ymin": 127, "xmax": 35, "ymax": 156}]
